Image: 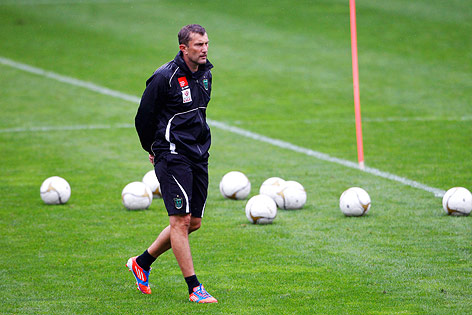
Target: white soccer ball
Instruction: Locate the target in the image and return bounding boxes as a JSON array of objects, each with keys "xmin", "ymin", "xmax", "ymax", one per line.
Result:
[
  {"xmin": 122, "ymin": 181, "xmax": 153, "ymax": 210},
  {"xmin": 279, "ymin": 180, "xmax": 307, "ymax": 210},
  {"xmin": 339, "ymin": 187, "xmax": 371, "ymax": 216},
  {"xmin": 260, "ymin": 178, "xmax": 307, "ymax": 210},
  {"xmin": 219, "ymin": 171, "xmax": 251, "ymax": 200},
  {"xmin": 142, "ymin": 170, "xmax": 162, "ymax": 199},
  {"xmin": 40, "ymin": 176, "xmax": 71, "ymax": 205},
  {"xmin": 259, "ymin": 177, "xmax": 286, "ymax": 202},
  {"xmin": 442, "ymin": 187, "xmax": 472, "ymax": 216},
  {"xmin": 245, "ymin": 194, "xmax": 277, "ymax": 224}
]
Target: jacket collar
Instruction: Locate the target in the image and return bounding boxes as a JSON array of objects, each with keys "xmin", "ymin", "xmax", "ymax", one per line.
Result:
[{"xmin": 174, "ymin": 51, "xmax": 213, "ymax": 76}]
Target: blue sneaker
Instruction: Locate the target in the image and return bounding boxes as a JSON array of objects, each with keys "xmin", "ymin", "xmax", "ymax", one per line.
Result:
[
  {"xmin": 126, "ymin": 256, "xmax": 151, "ymax": 294},
  {"xmin": 189, "ymin": 284, "xmax": 218, "ymax": 303}
]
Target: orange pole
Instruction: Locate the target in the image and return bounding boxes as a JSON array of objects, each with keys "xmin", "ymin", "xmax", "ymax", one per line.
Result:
[{"xmin": 350, "ymin": 0, "xmax": 365, "ymax": 170}]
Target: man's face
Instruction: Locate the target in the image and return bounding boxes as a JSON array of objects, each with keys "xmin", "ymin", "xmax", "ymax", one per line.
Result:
[{"xmin": 181, "ymin": 32, "xmax": 209, "ymax": 68}]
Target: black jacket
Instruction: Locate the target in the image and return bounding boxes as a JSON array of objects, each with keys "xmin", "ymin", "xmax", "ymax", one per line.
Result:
[{"xmin": 135, "ymin": 52, "xmax": 213, "ymax": 162}]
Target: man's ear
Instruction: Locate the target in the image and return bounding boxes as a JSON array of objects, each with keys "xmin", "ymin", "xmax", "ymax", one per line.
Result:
[{"xmin": 179, "ymin": 44, "xmax": 187, "ymax": 54}]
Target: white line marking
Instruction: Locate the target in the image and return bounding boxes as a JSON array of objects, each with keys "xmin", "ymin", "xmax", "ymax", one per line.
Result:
[
  {"xmin": 208, "ymin": 121, "xmax": 445, "ymax": 197},
  {"xmin": 0, "ymin": 123, "xmax": 133, "ymax": 133},
  {"xmin": 0, "ymin": 0, "xmax": 136, "ymax": 5},
  {"xmin": 0, "ymin": 56, "xmax": 446, "ymax": 197},
  {"xmin": 0, "ymin": 57, "xmax": 140, "ymax": 104}
]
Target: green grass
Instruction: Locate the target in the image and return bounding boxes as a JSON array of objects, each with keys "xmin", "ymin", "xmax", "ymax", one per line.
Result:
[{"xmin": 1, "ymin": 0, "xmax": 471, "ymax": 314}]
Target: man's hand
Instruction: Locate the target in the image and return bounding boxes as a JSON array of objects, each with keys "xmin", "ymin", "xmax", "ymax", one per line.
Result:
[{"xmin": 149, "ymin": 154, "xmax": 155, "ymax": 165}]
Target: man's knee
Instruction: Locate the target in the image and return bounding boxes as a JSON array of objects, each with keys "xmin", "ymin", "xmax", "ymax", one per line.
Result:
[
  {"xmin": 189, "ymin": 217, "xmax": 201, "ymax": 233},
  {"xmin": 170, "ymin": 214, "xmax": 191, "ymax": 232}
]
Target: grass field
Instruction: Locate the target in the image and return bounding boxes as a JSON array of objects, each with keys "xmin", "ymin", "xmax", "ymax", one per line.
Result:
[{"xmin": 1, "ymin": 0, "xmax": 471, "ymax": 314}]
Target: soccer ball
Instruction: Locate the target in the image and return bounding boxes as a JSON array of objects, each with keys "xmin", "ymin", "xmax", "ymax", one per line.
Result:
[
  {"xmin": 40, "ymin": 176, "xmax": 71, "ymax": 204},
  {"xmin": 279, "ymin": 180, "xmax": 307, "ymax": 210},
  {"xmin": 245, "ymin": 194, "xmax": 277, "ymax": 224},
  {"xmin": 442, "ymin": 187, "xmax": 472, "ymax": 216},
  {"xmin": 339, "ymin": 187, "xmax": 371, "ymax": 216},
  {"xmin": 142, "ymin": 170, "xmax": 162, "ymax": 199},
  {"xmin": 122, "ymin": 181, "xmax": 153, "ymax": 210},
  {"xmin": 260, "ymin": 178, "xmax": 306, "ymax": 210},
  {"xmin": 219, "ymin": 171, "xmax": 251, "ymax": 200},
  {"xmin": 259, "ymin": 177, "xmax": 286, "ymax": 202}
]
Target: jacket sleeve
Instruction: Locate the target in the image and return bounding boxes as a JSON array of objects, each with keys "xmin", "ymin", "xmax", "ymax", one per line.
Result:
[{"xmin": 135, "ymin": 73, "xmax": 167, "ymax": 154}]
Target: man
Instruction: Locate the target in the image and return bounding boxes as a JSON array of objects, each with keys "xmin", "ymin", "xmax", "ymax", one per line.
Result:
[{"xmin": 128, "ymin": 24, "xmax": 217, "ymax": 304}]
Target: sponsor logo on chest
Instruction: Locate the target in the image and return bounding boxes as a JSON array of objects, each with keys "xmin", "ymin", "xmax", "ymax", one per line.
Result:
[
  {"xmin": 178, "ymin": 76, "xmax": 192, "ymax": 103},
  {"xmin": 178, "ymin": 77, "xmax": 188, "ymax": 88},
  {"xmin": 182, "ymin": 89, "xmax": 192, "ymax": 103}
]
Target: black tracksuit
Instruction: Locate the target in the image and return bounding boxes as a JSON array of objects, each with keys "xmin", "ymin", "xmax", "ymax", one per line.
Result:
[{"xmin": 135, "ymin": 51, "xmax": 213, "ymax": 162}]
